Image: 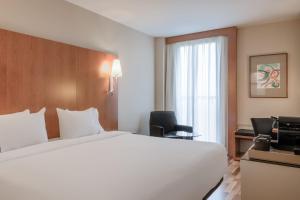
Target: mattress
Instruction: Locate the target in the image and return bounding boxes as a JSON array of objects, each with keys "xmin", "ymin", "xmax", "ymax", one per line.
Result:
[{"xmin": 0, "ymin": 131, "xmax": 227, "ymax": 200}]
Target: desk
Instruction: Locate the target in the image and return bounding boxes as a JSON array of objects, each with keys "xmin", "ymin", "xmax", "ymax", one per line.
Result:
[
  {"xmin": 234, "ymin": 129, "xmax": 278, "ymax": 160},
  {"xmin": 241, "ymin": 150, "xmax": 300, "ymax": 200},
  {"xmin": 234, "ymin": 129, "xmax": 255, "ymax": 160}
]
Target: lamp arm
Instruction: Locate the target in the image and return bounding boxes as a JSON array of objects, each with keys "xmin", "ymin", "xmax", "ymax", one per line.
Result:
[{"xmin": 109, "ymin": 76, "xmax": 114, "ymax": 95}]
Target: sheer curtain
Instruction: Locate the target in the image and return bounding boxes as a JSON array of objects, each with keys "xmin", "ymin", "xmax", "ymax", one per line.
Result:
[{"xmin": 166, "ymin": 36, "xmax": 228, "ymax": 147}]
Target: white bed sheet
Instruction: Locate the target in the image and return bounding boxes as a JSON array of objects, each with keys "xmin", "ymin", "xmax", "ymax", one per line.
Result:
[{"xmin": 0, "ymin": 131, "xmax": 227, "ymax": 200}]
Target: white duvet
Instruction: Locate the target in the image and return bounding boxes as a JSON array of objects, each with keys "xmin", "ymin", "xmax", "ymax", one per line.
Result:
[{"xmin": 0, "ymin": 131, "xmax": 227, "ymax": 200}]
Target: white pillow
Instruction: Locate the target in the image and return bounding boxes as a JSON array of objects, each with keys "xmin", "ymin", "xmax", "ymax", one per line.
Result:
[
  {"xmin": 30, "ymin": 108, "xmax": 48, "ymax": 143},
  {"xmin": 66, "ymin": 108, "xmax": 104, "ymax": 131},
  {"xmin": 57, "ymin": 108, "xmax": 102, "ymax": 139},
  {"xmin": 0, "ymin": 108, "xmax": 48, "ymax": 152},
  {"xmin": 0, "ymin": 110, "xmax": 30, "ymax": 119},
  {"xmin": 65, "ymin": 108, "xmax": 104, "ymax": 131},
  {"xmin": 90, "ymin": 108, "xmax": 104, "ymax": 131}
]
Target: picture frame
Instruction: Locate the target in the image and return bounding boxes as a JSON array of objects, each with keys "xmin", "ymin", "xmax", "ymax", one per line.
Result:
[{"xmin": 249, "ymin": 53, "xmax": 288, "ymax": 98}]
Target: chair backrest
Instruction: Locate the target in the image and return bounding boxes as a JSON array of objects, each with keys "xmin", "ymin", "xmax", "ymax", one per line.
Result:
[
  {"xmin": 251, "ymin": 118, "xmax": 274, "ymax": 136},
  {"xmin": 150, "ymin": 111, "xmax": 177, "ymax": 133}
]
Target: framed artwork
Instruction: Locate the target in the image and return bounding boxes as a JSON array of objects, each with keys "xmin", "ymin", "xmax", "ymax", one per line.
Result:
[{"xmin": 249, "ymin": 53, "xmax": 288, "ymax": 98}]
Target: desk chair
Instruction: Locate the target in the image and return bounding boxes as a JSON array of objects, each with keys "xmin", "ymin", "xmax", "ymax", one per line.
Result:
[
  {"xmin": 251, "ymin": 118, "xmax": 274, "ymax": 136},
  {"xmin": 234, "ymin": 118, "xmax": 274, "ymax": 160}
]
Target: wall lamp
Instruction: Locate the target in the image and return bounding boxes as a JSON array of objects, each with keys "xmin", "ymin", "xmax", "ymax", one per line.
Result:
[{"xmin": 109, "ymin": 59, "xmax": 122, "ymax": 95}]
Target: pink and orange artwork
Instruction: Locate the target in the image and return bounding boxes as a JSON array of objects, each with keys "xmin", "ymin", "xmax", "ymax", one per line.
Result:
[{"xmin": 256, "ymin": 63, "xmax": 280, "ymax": 89}]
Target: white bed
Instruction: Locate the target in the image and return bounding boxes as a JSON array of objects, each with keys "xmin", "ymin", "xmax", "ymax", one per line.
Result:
[{"xmin": 0, "ymin": 131, "xmax": 227, "ymax": 200}]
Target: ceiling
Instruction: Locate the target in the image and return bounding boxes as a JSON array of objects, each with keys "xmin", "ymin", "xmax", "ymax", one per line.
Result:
[{"xmin": 65, "ymin": 0, "xmax": 300, "ymax": 37}]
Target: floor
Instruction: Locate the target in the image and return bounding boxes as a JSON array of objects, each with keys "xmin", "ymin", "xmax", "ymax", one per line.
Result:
[{"xmin": 208, "ymin": 160, "xmax": 241, "ymax": 200}]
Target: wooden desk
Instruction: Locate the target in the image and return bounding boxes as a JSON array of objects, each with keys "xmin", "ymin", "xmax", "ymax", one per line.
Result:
[
  {"xmin": 234, "ymin": 128, "xmax": 278, "ymax": 160},
  {"xmin": 241, "ymin": 150, "xmax": 300, "ymax": 200},
  {"xmin": 234, "ymin": 129, "xmax": 255, "ymax": 160}
]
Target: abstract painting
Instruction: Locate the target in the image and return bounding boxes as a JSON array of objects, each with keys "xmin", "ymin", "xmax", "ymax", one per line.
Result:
[
  {"xmin": 250, "ymin": 53, "xmax": 287, "ymax": 98},
  {"xmin": 256, "ymin": 63, "xmax": 280, "ymax": 89}
]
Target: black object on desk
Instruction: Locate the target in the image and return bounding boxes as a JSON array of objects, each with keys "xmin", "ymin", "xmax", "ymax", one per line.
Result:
[
  {"xmin": 253, "ymin": 135, "xmax": 271, "ymax": 151},
  {"xmin": 277, "ymin": 116, "xmax": 300, "ymax": 152},
  {"xmin": 293, "ymin": 137, "xmax": 300, "ymax": 155},
  {"xmin": 294, "ymin": 147, "xmax": 300, "ymax": 155}
]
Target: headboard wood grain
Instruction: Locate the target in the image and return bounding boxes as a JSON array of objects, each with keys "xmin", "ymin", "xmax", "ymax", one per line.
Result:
[{"xmin": 0, "ymin": 28, "xmax": 118, "ymax": 138}]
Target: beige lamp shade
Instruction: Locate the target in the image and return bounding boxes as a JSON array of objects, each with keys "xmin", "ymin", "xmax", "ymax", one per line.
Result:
[{"xmin": 111, "ymin": 59, "xmax": 122, "ymax": 78}]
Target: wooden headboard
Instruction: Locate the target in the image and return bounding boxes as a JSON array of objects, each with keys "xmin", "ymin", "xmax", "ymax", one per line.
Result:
[{"xmin": 0, "ymin": 28, "xmax": 118, "ymax": 138}]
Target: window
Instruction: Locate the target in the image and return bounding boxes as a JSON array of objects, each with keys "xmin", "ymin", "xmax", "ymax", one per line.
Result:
[{"xmin": 166, "ymin": 36, "xmax": 228, "ymax": 146}]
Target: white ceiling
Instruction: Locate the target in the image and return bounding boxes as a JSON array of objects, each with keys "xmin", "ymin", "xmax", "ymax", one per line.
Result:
[{"xmin": 65, "ymin": 0, "xmax": 300, "ymax": 37}]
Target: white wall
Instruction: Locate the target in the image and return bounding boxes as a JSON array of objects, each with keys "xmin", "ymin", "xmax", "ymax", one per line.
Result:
[
  {"xmin": 237, "ymin": 19, "xmax": 300, "ymax": 128},
  {"xmin": 154, "ymin": 19, "xmax": 300, "ymax": 129},
  {"xmin": 0, "ymin": 0, "xmax": 154, "ymax": 134}
]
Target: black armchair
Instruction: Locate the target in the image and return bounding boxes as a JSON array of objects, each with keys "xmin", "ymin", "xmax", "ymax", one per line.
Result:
[{"xmin": 149, "ymin": 111, "xmax": 193, "ymax": 138}]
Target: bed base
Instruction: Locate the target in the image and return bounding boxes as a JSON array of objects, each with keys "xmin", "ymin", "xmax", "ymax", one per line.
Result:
[{"xmin": 202, "ymin": 177, "xmax": 223, "ymax": 200}]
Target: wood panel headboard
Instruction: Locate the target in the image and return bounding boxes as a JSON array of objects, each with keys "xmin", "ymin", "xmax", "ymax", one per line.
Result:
[{"xmin": 0, "ymin": 28, "xmax": 118, "ymax": 138}]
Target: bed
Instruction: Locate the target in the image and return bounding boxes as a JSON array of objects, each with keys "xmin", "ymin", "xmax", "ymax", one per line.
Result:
[{"xmin": 0, "ymin": 131, "xmax": 227, "ymax": 200}]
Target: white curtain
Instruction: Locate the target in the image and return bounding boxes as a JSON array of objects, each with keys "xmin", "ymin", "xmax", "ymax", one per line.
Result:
[{"xmin": 166, "ymin": 36, "xmax": 228, "ymax": 147}]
